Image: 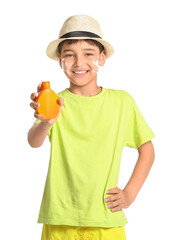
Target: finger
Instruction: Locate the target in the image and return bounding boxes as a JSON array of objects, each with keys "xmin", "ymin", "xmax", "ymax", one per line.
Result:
[
  {"xmin": 57, "ymin": 98, "xmax": 64, "ymax": 106},
  {"xmin": 30, "ymin": 92, "xmax": 37, "ymax": 101},
  {"xmin": 111, "ymin": 204, "xmax": 124, "ymax": 212},
  {"xmin": 105, "ymin": 193, "xmax": 121, "ymax": 203},
  {"xmin": 107, "ymin": 187, "xmax": 121, "ymax": 195},
  {"xmin": 34, "ymin": 112, "xmax": 44, "ymax": 120},
  {"xmin": 30, "ymin": 102, "xmax": 40, "ymax": 109},
  {"xmin": 108, "ymin": 199, "xmax": 122, "ymax": 209},
  {"xmin": 37, "ymin": 83, "xmax": 42, "ymax": 93}
]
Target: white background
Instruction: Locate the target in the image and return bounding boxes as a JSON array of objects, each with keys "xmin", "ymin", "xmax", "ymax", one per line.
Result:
[{"xmin": 0, "ymin": 0, "xmax": 172, "ymax": 239}]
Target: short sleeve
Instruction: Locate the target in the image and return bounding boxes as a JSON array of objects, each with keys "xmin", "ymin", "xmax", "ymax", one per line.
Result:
[
  {"xmin": 33, "ymin": 119, "xmax": 52, "ymax": 142},
  {"xmin": 124, "ymin": 100, "xmax": 155, "ymax": 149}
]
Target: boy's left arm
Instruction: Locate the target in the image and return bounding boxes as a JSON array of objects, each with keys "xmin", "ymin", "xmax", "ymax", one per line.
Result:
[{"xmin": 105, "ymin": 140, "xmax": 155, "ymax": 212}]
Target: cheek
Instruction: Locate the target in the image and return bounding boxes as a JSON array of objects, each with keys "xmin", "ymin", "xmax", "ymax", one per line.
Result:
[
  {"xmin": 91, "ymin": 57, "xmax": 100, "ymax": 73},
  {"xmin": 61, "ymin": 58, "xmax": 70, "ymax": 75}
]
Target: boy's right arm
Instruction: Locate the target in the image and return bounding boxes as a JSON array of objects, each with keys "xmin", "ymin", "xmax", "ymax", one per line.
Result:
[
  {"xmin": 27, "ymin": 84, "xmax": 64, "ymax": 148},
  {"xmin": 28, "ymin": 121, "xmax": 52, "ymax": 148}
]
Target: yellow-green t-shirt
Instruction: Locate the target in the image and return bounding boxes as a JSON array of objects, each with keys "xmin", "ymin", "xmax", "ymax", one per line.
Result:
[{"xmin": 34, "ymin": 87, "xmax": 155, "ymax": 227}]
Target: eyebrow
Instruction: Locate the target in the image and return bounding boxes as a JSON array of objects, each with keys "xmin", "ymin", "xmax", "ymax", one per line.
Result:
[
  {"xmin": 62, "ymin": 48, "xmax": 95, "ymax": 53},
  {"xmin": 63, "ymin": 49, "xmax": 73, "ymax": 53},
  {"xmin": 82, "ymin": 48, "xmax": 95, "ymax": 51}
]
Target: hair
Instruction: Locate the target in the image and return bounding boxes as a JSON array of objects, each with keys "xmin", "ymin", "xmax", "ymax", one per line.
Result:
[{"xmin": 57, "ymin": 39, "xmax": 104, "ymax": 54}]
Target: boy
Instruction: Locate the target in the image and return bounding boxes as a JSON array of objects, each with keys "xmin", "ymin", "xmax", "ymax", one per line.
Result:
[{"xmin": 28, "ymin": 15, "xmax": 155, "ymax": 240}]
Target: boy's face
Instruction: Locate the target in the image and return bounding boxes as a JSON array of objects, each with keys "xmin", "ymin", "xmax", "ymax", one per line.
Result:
[{"xmin": 58, "ymin": 40, "xmax": 106, "ymax": 88}]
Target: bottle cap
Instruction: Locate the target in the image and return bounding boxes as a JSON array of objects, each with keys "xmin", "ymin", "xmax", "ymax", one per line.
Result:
[{"xmin": 42, "ymin": 81, "xmax": 50, "ymax": 89}]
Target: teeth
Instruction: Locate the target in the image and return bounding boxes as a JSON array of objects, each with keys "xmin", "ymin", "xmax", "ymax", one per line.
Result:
[{"xmin": 74, "ymin": 71, "xmax": 88, "ymax": 74}]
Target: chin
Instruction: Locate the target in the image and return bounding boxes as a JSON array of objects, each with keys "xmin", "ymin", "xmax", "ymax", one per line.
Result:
[{"xmin": 70, "ymin": 80, "xmax": 92, "ymax": 87}]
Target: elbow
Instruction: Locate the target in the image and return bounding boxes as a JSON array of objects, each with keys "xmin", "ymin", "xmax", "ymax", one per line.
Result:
[
  {"xmin": 28, "ymin": 141, "xmax": 42, "ymax": 148},
  {"xmin": 27, "ymin": 133, "xmax": 42, "ymax": 148},
  {"xmin": 28, "ymin": 142, "xmax": 42, "ymax": 148}
]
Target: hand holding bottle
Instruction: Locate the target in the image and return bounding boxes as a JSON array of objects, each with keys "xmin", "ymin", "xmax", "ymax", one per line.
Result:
[{"xmin": 30, "ymin": 83, "xmax": 64, "ymax": 126}]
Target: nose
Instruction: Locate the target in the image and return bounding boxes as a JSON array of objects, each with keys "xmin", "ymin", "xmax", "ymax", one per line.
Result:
[{"xmin": 73, "ymin": 55, "xmax": 84, "ymax": 68}]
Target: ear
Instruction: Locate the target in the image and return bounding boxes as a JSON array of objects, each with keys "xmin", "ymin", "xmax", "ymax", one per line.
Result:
[
  {"xmin": 99, "ymin": 50, "xmax": 106, "ymax": 66},
  {"xmin": 57, "ymin": 53, "xmax": 62, "ymax": 68}
]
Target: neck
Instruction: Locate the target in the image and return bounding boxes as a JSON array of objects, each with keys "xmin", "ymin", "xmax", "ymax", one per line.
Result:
[{"xmin": 68, "ymin": 83, "xmax": 102, "ymax": 97}]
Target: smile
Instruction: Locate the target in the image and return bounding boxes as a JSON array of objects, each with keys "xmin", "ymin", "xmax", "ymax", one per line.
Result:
[{"xmin": 72, "ymin": 70, "xmax": 89, "ymax": 74}]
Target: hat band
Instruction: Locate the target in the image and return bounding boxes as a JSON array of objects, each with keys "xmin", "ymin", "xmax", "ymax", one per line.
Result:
[{"xmin": 59, "ymin": 31, "xmax": 102, "ymax": 39}]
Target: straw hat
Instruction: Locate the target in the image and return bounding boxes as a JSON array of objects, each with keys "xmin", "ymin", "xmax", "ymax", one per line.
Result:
[{"xmin": 46, "ymin": 14, "xmax": 114, "ymax": 61}]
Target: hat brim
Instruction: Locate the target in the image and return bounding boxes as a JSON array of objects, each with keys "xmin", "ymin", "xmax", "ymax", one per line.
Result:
[{"xmin": 46, "ymin": 37, "xmax": 114, "ymax": 61}]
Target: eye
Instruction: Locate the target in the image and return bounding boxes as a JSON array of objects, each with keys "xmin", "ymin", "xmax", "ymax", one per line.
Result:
[
  {"xmin": 85, "ymin": 53, "xmax": 94, "ymax": 56},
  {"xmin": 64, "ymin": 54, "xmax": 74, "ymax": 58}
]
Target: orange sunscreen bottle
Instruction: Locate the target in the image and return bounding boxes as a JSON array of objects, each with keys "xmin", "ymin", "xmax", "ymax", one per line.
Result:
[{"xmin": 36, "ymin": 81, "xmax": 60, "ymax": 120}]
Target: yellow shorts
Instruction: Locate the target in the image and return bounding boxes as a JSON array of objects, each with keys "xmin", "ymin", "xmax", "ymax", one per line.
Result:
[{"xmin": 41, "ymin": 224, "xmax": 126, "ymax": 240}]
